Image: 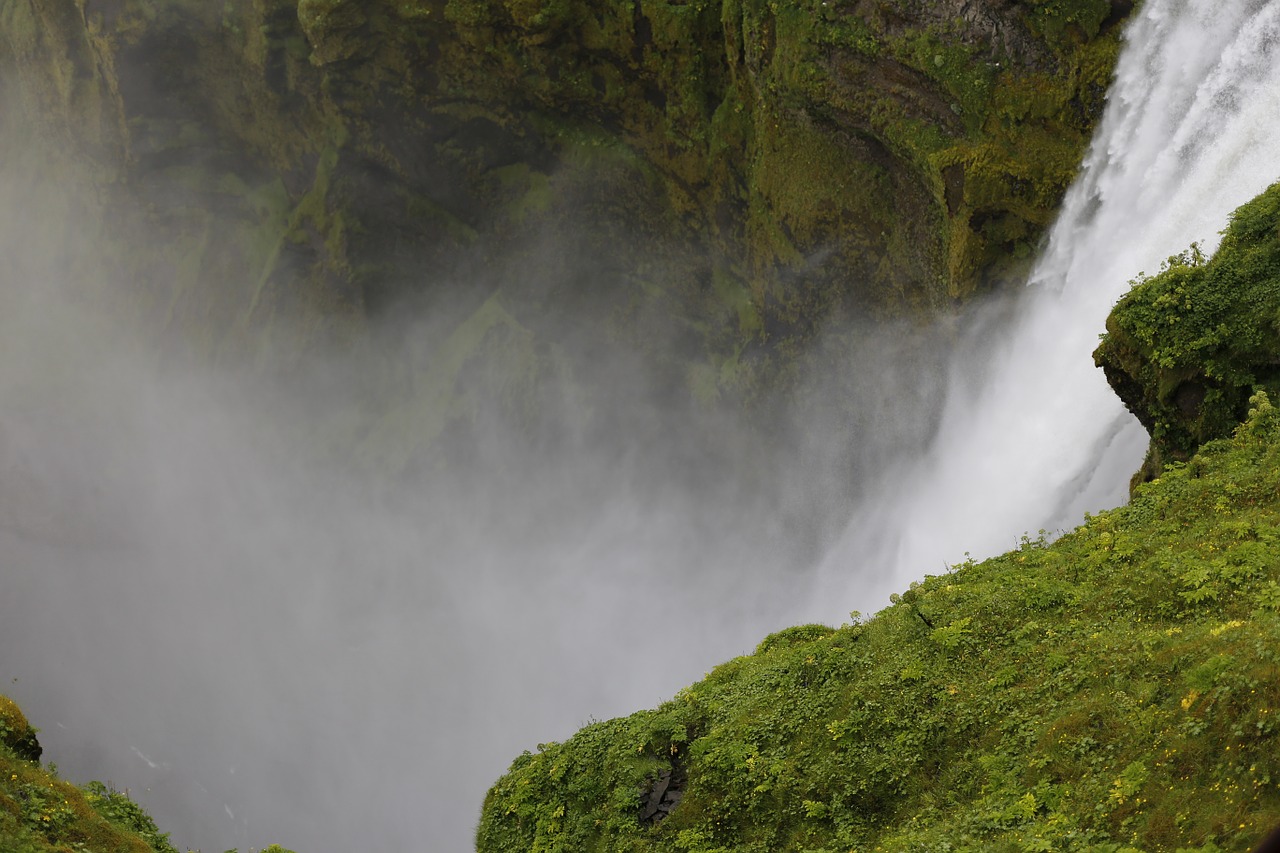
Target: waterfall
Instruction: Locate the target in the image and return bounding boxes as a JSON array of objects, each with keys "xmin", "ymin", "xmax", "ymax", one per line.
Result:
[
  {"xmin": 4, "ymin": 3, "xmax": 1280, "ymax": 852},
  {"xmin": 809, "ymin": 0, "xmax": 1280, "ymax": 619}
]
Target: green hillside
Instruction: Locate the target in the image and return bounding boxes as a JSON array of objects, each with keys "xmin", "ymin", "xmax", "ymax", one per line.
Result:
[
  {"xmin": 1, "ymin": 697, "xmax": 299, "ymax": 853},
  {"xmin": 476, "ymin": 187, "xmax": 1280, "ymax": 852},
  {"xmin": 0, "ymin": 695, "xmax": 178, "ymax": 853}
]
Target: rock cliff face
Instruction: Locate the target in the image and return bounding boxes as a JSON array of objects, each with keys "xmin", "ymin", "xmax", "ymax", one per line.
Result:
[{"xmin": 1, "ymin": 0, "xmax": 1129, "ymax": 392}]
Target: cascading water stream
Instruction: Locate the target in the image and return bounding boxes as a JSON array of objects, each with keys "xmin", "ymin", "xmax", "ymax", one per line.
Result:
[
  {"xmin": 810, "ymin": 0, "xmax": 1280, "ymax": 619},
  {"xmin": 4, "ymin": 3, "xmax": 1280, "ymax": 852}
]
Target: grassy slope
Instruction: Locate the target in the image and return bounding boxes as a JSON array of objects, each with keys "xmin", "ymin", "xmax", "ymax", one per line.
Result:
[
  {"xmin": 0, "ymin": 697, "xmax": 297, "ymax": 853},
  {"xmin": 478, "ymin": 181, "xmax": 1280, "ymax": 851},
  {"xmin": 478, "ymin": 394, "xmax": 1280, "ymax": 852},
  {"xmin": 0, "ymin": 695, "xmax": 178, "ymax": 853}
]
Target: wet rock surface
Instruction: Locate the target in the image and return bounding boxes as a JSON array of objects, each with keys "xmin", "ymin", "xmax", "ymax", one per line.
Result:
[{"xmin": 640, "ymin": 764, "xmax": 686, "ymax": 825}]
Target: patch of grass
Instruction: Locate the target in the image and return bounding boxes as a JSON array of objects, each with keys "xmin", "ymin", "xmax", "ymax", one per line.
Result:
[{"xmin": 0, "ymin": 719, "xmax": 165, "ymax": 853}]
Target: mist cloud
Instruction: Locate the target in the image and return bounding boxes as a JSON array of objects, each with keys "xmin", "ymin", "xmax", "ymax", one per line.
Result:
[{"xmin": 0, "ymin": 77, "xmax": 970, "ymax": 851}]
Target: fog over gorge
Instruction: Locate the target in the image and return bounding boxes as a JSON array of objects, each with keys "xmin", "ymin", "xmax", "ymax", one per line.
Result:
[
  {"xmin": 5, "ymin": 0, "xmax": 1280, "ymax": 851},
  {"xmin": 0, "ymin": 51, "xmax": 949, "ymax": 853}
]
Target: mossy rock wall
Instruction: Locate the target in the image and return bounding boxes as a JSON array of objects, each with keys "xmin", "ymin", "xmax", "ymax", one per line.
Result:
[
  {"xmin": 1096, "ymin": 181, "xmax": 1280, "ymax": 483},
  {"xmin": 1, "ymin": 0, "xmax": 1132, "ymax": 398}
]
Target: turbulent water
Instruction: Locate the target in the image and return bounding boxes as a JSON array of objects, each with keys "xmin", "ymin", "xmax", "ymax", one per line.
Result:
[
  {"xmin": 4, "ymin": 2, "xmax": 1280, "ymax": 852},
  {"xmin": 810, "ymin": 0, "xmax": 1280, "ymax": 618}
]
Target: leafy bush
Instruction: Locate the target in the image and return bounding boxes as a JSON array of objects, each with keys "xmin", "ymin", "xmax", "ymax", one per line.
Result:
[{"xmin": 83, "ymin": 781, "xmax": 181, "ymax": 853}]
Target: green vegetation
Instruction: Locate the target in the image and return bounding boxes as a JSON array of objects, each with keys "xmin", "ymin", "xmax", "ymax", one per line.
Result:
[
  {"xmin": 0, "ymin": 696, "xmax": 43, "ymax": 764},
  {"xmin": 1, "ymin": 697, "xmax": 177, "ymax": 853},
  {"xmin": 1096, "ymin": 182, "xmax": 1280, "ymax": 482},
  {"xmin": 1, "ymin": 696, "xmax": 298, "ymax": 853},
  {"xmin": 478, "ymin": 183, "xmax": 1280, "ymax": 851},
  {"xmin": 478, "ymin": 391, "xmax": 1280, "ymax": 851},
  {"xmin": 431, "ymin": 0, "xmax": 1129, "ymax": 324}
]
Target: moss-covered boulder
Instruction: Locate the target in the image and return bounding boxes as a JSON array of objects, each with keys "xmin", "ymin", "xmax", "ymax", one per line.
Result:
[
  {"xmin": 477, "ymin": 393, "xmax": 1280, "ymax": 852},
  {"xmin": 0, "ymin": 695, "xmax": 41, "ymax": 763},
  {"xmin": 1095, "ymin": 182, "xmax": 1280, "ymax": 482}
]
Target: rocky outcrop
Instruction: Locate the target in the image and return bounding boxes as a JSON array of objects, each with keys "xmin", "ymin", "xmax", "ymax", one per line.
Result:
[
  {"xmin": 640, "ymin": 764, "xmax": 686, "ymax": 824},
  {"xmin": 1095, "ymin": 181, "xmax": 1280, "ymax": 483}
]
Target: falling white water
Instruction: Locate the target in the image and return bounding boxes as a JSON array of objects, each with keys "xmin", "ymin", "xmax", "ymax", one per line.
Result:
[
  {"xmin": 811, "ymin": 0, "xmax": 1280, "ymax": 617},
  {"xmin": 5, "ymin": 4, "xmax": 1280, "ymax": 851}
]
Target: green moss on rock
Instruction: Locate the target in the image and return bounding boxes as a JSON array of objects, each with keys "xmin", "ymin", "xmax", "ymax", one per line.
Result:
[
  {"xmin": 3, "ymin": 0, "xmax": 1134, "ymax": 407},
  {"xmin": 0, "ymin": 696, "xmax": 41, "ymax": 763},
  {"xmin": 1096, "ymin": 182, "xmax": 1280, "ymax": 482},
  {"xmin": 0, "ymin": 695, "xmax": 304, "ymax": 853}
]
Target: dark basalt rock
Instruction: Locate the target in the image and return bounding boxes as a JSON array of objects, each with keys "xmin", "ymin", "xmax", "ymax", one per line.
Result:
[{"xmin": 640, "ymin": 763, "xmax": 686, "ymax": 825}]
